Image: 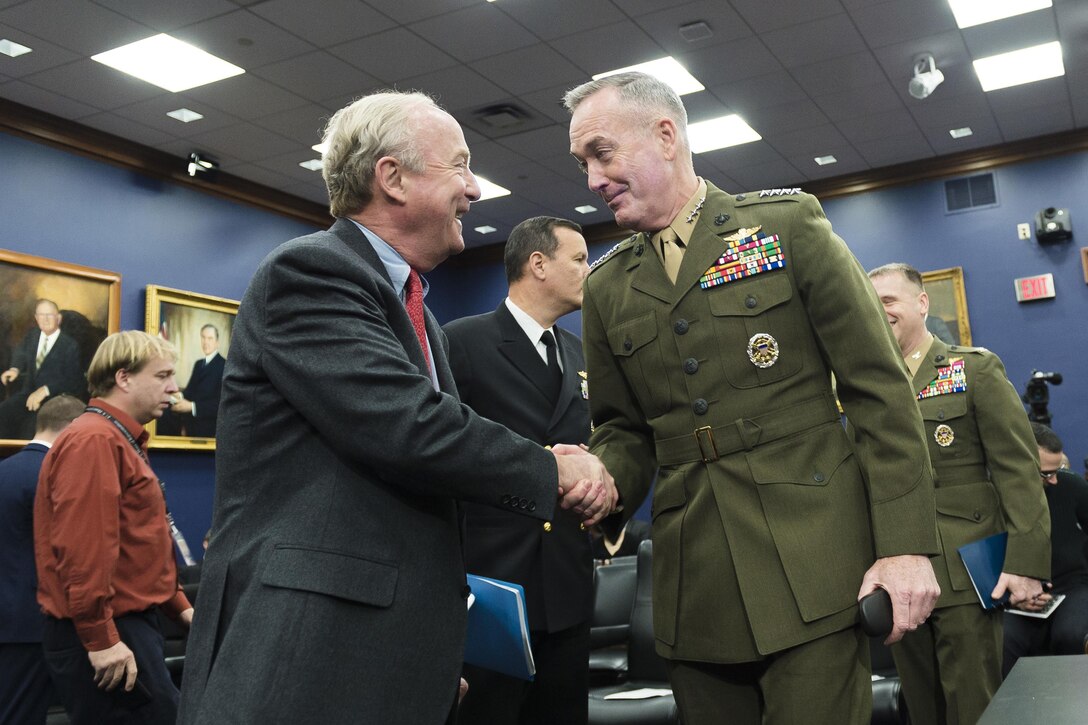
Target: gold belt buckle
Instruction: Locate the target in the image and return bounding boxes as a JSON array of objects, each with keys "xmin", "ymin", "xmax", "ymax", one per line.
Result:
[{"xmin": 694, "ymin": 426, "xmax": 719, "ymax": 463}]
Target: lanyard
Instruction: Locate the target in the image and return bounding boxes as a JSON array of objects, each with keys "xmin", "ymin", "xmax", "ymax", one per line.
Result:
[{"xmin": 84, "ymin": 406, "xmax": 195, "ymax": 566}]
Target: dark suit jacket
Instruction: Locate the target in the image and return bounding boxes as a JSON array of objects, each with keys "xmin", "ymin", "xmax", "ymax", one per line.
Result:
[
  {"xmin": 182, "ymin": 352, "xmax": 224, "ymax": 438},
  {"xmin": 178, "ymin": 219, "xmax": 560, "ymax": 725},
  {"xmin": 9, "ymin": 329, "xmax": 83, "ymax": 399},
  {"xmin": 444, "ymin": 302, "xmax": 594, "ymax": 634},
  {"xmin": 0, "ymin": 442, "xmax": 49, "ymax": 643}
]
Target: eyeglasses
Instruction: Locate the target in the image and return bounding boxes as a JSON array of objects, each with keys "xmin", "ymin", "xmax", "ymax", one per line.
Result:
[{"xmin": 1040, "ymin": 469, "xmax": 1059, "ymax": 481}]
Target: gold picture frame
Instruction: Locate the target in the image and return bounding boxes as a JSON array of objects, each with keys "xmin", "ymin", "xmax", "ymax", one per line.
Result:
[
  {"xmin": 0, "ymin": 250, "xmax": 121, "ymax": 451},
  {"xmin": 145, "ymin": 285, "xmax": 238, "ymax": 450},
  {"xmin": 921, "ymin": 266, "xmax": 972, "ymax": 346}
]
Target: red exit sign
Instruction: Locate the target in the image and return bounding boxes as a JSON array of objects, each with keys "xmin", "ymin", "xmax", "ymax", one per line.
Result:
[{"xmin": 1014, "ymin": 273, "xmax": 1056, "ymax": 302}]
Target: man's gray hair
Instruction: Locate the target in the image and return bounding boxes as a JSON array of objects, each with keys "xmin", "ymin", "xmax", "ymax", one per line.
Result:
[
  {"xmin": 321, "ymin": 91, "xmax": 438, "ymax": 218},
  {"xmin": 868, "ymin": 262, "xmax": 925, "ymax": 291},
  {"xmin": 563, "ymin": 72, "xmax": 689, "ymax": 146}
]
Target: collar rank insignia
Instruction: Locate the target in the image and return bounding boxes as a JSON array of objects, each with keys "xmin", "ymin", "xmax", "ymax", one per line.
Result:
[
  {"xmin": 699, "ymin": 229, "xmax": 785, "ymax": 289},
  {"xmin": 578, "ymin": 370, "xmax": 588, "ymax": 400},
  {"xmin": 685, "ymin": 196, "xmax": 705, "ymax": 224},
  {"xmin": 758, "ymin": 187, "xmax": 802, "ymax": 197},
  {"xmin": 917, "ymin": 357, "xmax": 967, "ymax": 400},
  {"xmin": 590, "ymin": 241, "xmax": 624, "ymax": 270}
]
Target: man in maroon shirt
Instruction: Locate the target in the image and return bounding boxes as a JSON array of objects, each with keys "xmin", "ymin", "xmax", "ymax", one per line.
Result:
[{"xmin": 34, "ymin": 330, "xmax": 193, "ymax": 725}]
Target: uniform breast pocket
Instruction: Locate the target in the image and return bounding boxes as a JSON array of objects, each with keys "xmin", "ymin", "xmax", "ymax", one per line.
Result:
[
  {"xmin": 921, "ymin": 394, "xmax": 969, "ymax": 459},
  {"xmin": 705, "ymin": 272, "xmax": 802, "ymax": 389},
  {"xmin": 607, "ymin": 311, "xmax": 669, "ymax": 418}
]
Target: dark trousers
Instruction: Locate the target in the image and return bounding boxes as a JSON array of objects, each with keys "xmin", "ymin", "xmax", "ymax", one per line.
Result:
[
  {"xmin": 668, "ymin": 627, "xmax": 871, "ymax": 725},
  {"xmin": 1003, "ymin": 583, "xmax": 1088, "ymax": 677},
  {"xmin": 0, "ymin": 393, "xmax": 35, "ymax": 439},
  {"xmin": 458, "ymin": 621, "xmax": 590, "ymax": 725},
  {"xmin": 43, "ymin": 610, "xmax": 178, "ymax": 725},
  {"xmin": 0, "ymin": 642, "xmax": 54, "ymax": 725}
]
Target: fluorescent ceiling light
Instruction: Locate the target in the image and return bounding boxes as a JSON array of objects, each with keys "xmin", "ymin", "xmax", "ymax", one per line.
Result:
[
  {"xmin": 688, "ymin": 115, "xmax": 761, "ymax": 153},
  {"xmin": 475, "ymin": 175, "xmax": 511, "ymax": 201},
  {"xmin": 948, "ymin": 0, "xmax": 1051, "ymax": 29},
  {"xmin": 973, "ymin": 41, "xmax": 1064, "ymax": 92},
  {"xmin": 474, "ymin": 225, "xmax": 498, "ymax": 233},
  {"xmin": 298, "ymin": 159, "xmax": 323, "ymax": 171},
  {"xmin": 92, "ymin": 34, "xmax": 244, "ymax": 92},
  {"xmin": 592, "ymin": 57, "xmax": 704, "ymax": 96},
  {"xmin": 574, "ymin": 205, "xmax": 597, "ymax": 214},
  {"xmin": 312, "ymin": 142, "xmax": 328, "ymax": 155},
  {"xmin": 949, "ymin": 126, "xmax": 974, "ymax": 138},
  {"xmin": 166, "ymin": 108, "xmax": 203, "ymax": 123},
  {"xmin": 0, "ymin": 39, "xmax": 32, "ymax": 57},
  {"xmin": 814, "ymin": 155, "xmax": 837, "ymax": 166}
]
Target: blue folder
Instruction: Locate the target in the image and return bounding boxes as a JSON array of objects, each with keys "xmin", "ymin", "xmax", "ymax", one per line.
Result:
[
  {"xmin": 463, "ymin": 574, "xmax": 536, "ymax": 681},
  {"xmin": 957, "ymin": 531, "xmax": 1010, "ymax": 610}
]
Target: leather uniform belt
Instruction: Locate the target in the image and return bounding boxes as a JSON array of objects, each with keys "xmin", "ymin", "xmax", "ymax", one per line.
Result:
[
  {"xmin": 935, "ymin": 464, "xmax": 989, "ymax": 486},
  {"xmin": 655, "ymin": 395, "xmax": 840, "ymax": 465}
]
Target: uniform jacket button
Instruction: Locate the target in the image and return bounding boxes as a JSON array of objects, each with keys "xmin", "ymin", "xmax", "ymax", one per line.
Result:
[
  {"xmin": 937, "ymin": 411, "xmax": 945, "ymax": 420},
  {"xmin": 543, "ymin": 521, "xmax": 552, "ymax": 532},
  {"xmin": 813, "ymin": 472, "xmax": 825, "ymax": 483},
  {"xmin": 735, "ymin": 194, "xmax": 746, "ymax": 201},
  {"xmin": 624, "ymin": 337, "xmax": 632, "ymax": 351},
  {"xmin": 684, "ymin": 358, "xmax": 699, "ymax": 374},
  {"xmin": 501, "ymin": 494, "xmax": 511, "ymax": 505},
  {"xmin": 692, "ymin": 398, "xmax": 708, "ymax": 415},
  {"xmin": 528, "ymin": 501, "xmax": 536, "ymax": 512},
  {"xmin": 935, "ymin": 355, "xmax": 945, "ymax": 362},
  {"xmin": 745, "ymin": 295, "xmax": 758, "ymax": 309},
  {"xmin": 973, "ymin": 511, "xmax": 981, "ymax": 521},
  {"xmin": 674, "ymin": 319, "xmax": 689, "ymax": 335}
]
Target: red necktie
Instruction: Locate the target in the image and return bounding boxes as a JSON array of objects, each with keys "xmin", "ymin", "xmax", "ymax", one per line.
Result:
[{"xmin": 405, "ymin": 269, "xmax": 431, "ymax": 370}]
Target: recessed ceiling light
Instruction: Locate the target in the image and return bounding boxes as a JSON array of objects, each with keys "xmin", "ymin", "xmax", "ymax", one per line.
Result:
[
  {"xmin": 92, "ymin": 34, "xmax": 244, "ymax": 92},
  {"xmin": 688, "ymin": 115, "xmax": 761, "ymax": 153},
  {"xmin": 973, "ymin": 41, "xmax": 1064, "ymax": 92},
  {"xmin": 0, "ymin": 39, "xmax": 32, "ymax": 57},
  {"xmin": 312, "ymin": 142, "xmax": 327, "ymax": 155},
  {"xmin": 592, "ymin": 57, "xmax": 704, "ymax": 96},
  {"xmin": 949, "ymin": 126, "xmax": 974, "ymax": 138},
  {"xmin": 475, "ymin": 175, "xmax": 511, "ymax": 201},
  {"xmin": 166, "ymin": 108, "xmax": 203, "ymax": 123},
  {"xmin": 475, "ymin": 225, "xmax": 498, "ymax": 233},
  {"xmin": 298, "ymin": 159, "xmax": 323, "ymax": 171},
  {"xmin": 814, "ymin": 155, "xmax": 837, "ymax": 166},
  {"xmin": 574, "ymin": 205, "xmax": 597, "ymax": 214},
  {"xmin": 948, "ymin": 0, "xmax": 1051, "ymax": 29}
]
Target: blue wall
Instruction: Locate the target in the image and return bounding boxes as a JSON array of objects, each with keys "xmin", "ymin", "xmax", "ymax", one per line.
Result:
[
  {"xmin": 5, "ymin": 126, "xmax": 1086, "ymax": 548},
  {"xmin": 0, "ymin": 130, "xmax": 319, "ymax": 555}
]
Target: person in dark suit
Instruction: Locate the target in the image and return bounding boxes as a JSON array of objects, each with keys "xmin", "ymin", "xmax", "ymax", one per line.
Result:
[
  {"xmin": 0, "ymin": 299, "xmax": 85, "ymax": 439},
  {"xmin": 0, "ymin": 394, "xmax": 85, "ymax": 725},
  {"xmin": 169, "ymin": 324, "xmax": 225, "ymax": 438},
  {"xmin": 564, "ymin": 72, "xmax": 940, "ymax": 725},
  {"xmin": 444, "ymin": 216, "xmax": 594, "ymax": 725},
  {"xmin": 177, "ymin": 91, "xmax": 616, "ymax": 725}
]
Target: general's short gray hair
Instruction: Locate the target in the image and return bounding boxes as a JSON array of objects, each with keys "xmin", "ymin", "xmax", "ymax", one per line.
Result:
[
  {"xmin": 563, "ymin": 72, "xmax": 689, "ymax": 147},
  {"xmin": 322, "ymin": 91, "xmax": 438, "ymax": 218},
  {"xmin": 868, "ymin": 262, "xmax": 925, "ymax": 291}
]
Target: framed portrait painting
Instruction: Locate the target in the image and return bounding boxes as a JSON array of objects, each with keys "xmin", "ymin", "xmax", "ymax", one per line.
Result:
[
  {"xmin": 0, "ymin": 250, "xmax": 121, "ymax": 450},
  {"xmin": 922, "ymin": 266, "xmax": 972, "ymax": 346},
  {"xmin": 145, "ymin": 285, "xmax": 238, "ymax": 450}
]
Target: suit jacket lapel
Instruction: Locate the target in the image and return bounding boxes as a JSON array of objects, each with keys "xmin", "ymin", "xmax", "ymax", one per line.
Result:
[
  {"xmin": 494, "ymin": 303, "xmax": 554, "ymax": 402},
  {"xmin": 547, "ymin": 329, "xmax": 581, "ymax": 429}
]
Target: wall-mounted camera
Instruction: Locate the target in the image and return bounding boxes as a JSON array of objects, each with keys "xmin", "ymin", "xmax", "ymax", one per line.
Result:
[
  {"xmin": 1022, "ymin": 370, "xmax": 1062, "ymax": 425},
  {"xmin": 1034, "ymin": 207, "xmax": 1072, "ymax": 243}
]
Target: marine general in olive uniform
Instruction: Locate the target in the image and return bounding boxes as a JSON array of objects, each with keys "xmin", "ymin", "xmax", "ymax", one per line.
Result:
[
  {"xmin": 564, "ymin": 71, "xmax": 942, "ymax": 725},
  {"xmin": 869, "ymin": 263, "xmax": 1050, "ymax": 725}
]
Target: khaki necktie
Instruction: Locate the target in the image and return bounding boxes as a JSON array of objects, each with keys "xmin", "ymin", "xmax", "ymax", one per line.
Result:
[
  {"xmin": 659, "ymin": 228, "xmax": 685, "ymax": 284},
  {"xmin": 36, "ymin": 336, "xmax": 49, "ymax": 368}
]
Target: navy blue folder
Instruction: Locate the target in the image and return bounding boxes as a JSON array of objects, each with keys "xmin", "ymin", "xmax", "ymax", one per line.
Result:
[
  {"xmin": 463, "ymin": 574, "xmax": 536, "ymax": 681},
  {"xmin": 957, "ymin": 531, "xmax": 1010, "ymax": 610}
]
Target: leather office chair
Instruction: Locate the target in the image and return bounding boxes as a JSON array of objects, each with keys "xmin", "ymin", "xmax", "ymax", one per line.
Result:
[
  {"xmin": 870, "ymin": 636, "xmax": 909, "ymax": 725},
  {"xmin": 589, "ymin": 555, "xmax": 638, "ymax": 684},
  {"xmin": 588, "ymin": 540, "xmax": 679, "ymax": 725}
]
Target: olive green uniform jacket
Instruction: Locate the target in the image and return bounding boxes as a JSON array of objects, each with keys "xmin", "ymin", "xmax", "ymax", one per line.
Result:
[
  {"xmin": 582, "ymin": 183, "xmax": 939, "ymax": 663},
  {"xmin": 911, "ymin": 338, "xmax": 1050, "ymax": 606}
]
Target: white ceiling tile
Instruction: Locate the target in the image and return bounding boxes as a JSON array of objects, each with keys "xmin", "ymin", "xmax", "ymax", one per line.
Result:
[
  {"xmin": 184, "ymin": 121, "xmax": 298, "ymax": 161},
  {"xmin": 632, "ymin": 0, "xmax": 753, "ymax": 54},
  {"xmin": 996, "ymin": 101, "xmax": 1075, "ymax": 141},
  {"xmin": 0, "ymin": 0, "xmax": 149, "ymax": 55},
  {"xmin": 399, "ymin": 65, "xmax": 507, "ymax": 114},
  {"xmin": 328, "ymin": 28, "xmax": 456, "ymax": 83},
  {"xmin": 496, "ymin": 125, "xmax": 571, "ymax": 161},
  {"xmin": 744, "ymin": 98, "xmax": 831, "ymax": 136},
  {"xmin": 765, "ymin": 122, "xmax": 850, "ymax": 157},
  {"xmin": 0, "ymin": 22, "xmax": 80, "ymax": 77},
  {"xmin": 790, "ymin": 52, "xmax": 889, "ymax": 97},
  {"xmin": 92, "ymin": 0, "xmax": 237, "ymax": 32},
  {"xmin": 363, "ymin": 0, "xmax": 477, "ymax": 25},
  {"xmin": 171, "ymin": 9, "xmax": 316, "ymax": 68},
  {"xmin": 112, "ymin": 95, "xmax": 244, "ymax": 137},
  {"xmin": 249, "ymin": 0, "xmax": 396, "ymax": 46},
  {"xmin": 853, "ymin": 130, "xmax": 935, "ymax": 166},
  {"xmin": 470, "ymin": 44, "xmax": 586, "ymax": 96},
  {"xmin": 251, "ymin": 51, "xmax": 380, "ymax": 104},
  {"xmin": 813, "ymin": 82, "xmax": 906, "ymax": 121},
  {"xmin": 834, "ymin": 108, "xmax": 920, "ymax": 144},
  {"xmin": 498, "ymin": 0, "xmax": 624, "ymax": 41},
  {"xmin": 410, "ymin": 5, "xmax": 537, "ymax": 63},
  {"xmin": 77, "ymin": 111, "xmax": 174, "ymax": 146},
  {"xmin": 727, "ymin": 158, "xmax": 807, "ymax": 190},
  {"xmin": 709, "ymin": 71, "xmax": 807, "ymax": 113},
  {"xmin": 847, "ymin": 0, "xmax": 958, "ymax": 49},
  {"xmin": 676, "ymin": 36, "xmax": 781, "ymax": 86},
  {"xmin": 19, "ymin": 58, "xmax": 163, "ymax": 110},
  {"xmin": 762, "ymin": 14, "xmax": 867, "ymax": 68},
  {"xmin": 729, "ymin": 0, "xmax": 843, "ymax": 33},
  {"xmin": 549, "ymin": 20, "xmax": 658, "ymax": 75},
  {"xmin": 181, "ymin": 73, "xmax": 310, "ymax": 120},
  {"xmin": 0, "ymin": 78, "xmax": 99, "ymax": 117},
  {"xmin": 250, "ymin": 104, "xmax": 332, "ymax": 146}
]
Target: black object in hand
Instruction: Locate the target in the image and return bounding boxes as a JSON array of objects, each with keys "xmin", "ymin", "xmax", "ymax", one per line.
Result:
[{"xmin": 859, "ymin": 588, "xmax": 893, "ymax": 638}]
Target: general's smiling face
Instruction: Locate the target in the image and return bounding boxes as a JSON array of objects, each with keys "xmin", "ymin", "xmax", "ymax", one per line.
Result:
[
  {"xmin": 870, "ymin": 272, "xmax": 928, "ymax": 351},
  {"xmin": 569, "ymin": 88, "xmax": 675, "ymax": 233}
]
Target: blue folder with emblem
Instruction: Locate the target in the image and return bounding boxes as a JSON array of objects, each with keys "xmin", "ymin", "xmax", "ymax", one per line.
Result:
[
  {"xmin": 957, "ymin": 531, "xmax": 1010, "ymax": 610},
  {"xmin": 463, "ymin": 574, "xmax": 535, "ymax": 681}
]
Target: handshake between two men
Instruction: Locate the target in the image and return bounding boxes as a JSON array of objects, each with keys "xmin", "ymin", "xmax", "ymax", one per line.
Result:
[{"xmin": 550, "ymin": 443, "xmax": 617, "ymax": 527}]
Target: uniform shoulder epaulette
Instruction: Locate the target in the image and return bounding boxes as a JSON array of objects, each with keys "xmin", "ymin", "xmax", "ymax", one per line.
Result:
[
  {"xmin": 589, "ymin": 235, "xmax": 638, "ymax": 272},
  {"xmin": 948, "ymin": 344, "xmax": 987, "ymax": 355},
  {"xmin": 734, "ymin": 188, "xmax": 805, "ymax": 207}
]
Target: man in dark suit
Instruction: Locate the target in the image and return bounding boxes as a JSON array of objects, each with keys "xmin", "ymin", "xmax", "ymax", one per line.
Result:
[
  {"xmin": 177, "ymin": 91, "xmax": 616, "ymax": 725},
  {"xmin": 444, "ymin": 216, "xmax": 594, "ymax": 725},
  {"xmin": 0, "ymin": 299, "xmax": 85, "ymax": 439},
  {"xmin": 0, "ymin": 394, "xmax": 85, "ymax": 724},
  {"xmin": 169, "ymin": 324, "xmax": 225, "ymax": 438}
]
